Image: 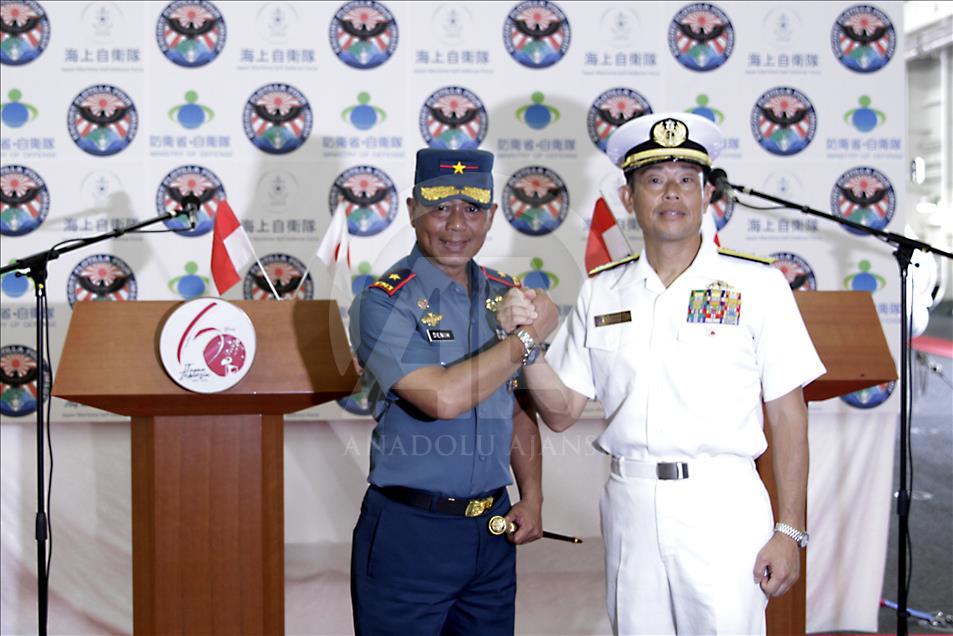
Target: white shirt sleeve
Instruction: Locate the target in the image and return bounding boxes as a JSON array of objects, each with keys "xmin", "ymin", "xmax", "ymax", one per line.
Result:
[
  {"xmin": 757, "ymin": 267, "xmax": 827, "ymax": 402},
  {"xmin": 546, "ymin": 277, "xmax": 597, "ymax": 400}
]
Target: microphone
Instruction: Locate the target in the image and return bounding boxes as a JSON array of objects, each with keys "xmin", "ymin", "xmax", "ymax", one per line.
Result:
[
  {"xmin": 709, "ymin": 168, "xmax": 733, "ymax": 204},
  {"xmin": 176, "ymin": 194, "xmax": 201, "ymax": 229}
]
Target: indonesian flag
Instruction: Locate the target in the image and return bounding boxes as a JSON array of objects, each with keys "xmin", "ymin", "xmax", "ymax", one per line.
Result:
[
  {"xmin": 211, "ymin": 200, "xmax": 255, "ymax": 294},
  {"xmin": 585, "ymin": 196, "xmax": 631, "ymax": 274}
]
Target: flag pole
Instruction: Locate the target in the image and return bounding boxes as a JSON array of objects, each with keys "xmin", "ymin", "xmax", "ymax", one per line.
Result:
[
  {"xmin": 243, "ymin": 232, "xmax": 282, "ymax": 300},
  {"xmin": 293, "ymin": 252, "xmax": 317, "ymax": 298}
]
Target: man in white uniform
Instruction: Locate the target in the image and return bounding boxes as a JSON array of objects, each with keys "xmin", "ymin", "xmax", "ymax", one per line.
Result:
[{"xmin": 495, "ymin": 113, "xmax": 826, "ymax": 634}]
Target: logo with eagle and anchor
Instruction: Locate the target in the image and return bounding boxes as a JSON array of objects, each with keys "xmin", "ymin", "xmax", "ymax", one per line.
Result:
[
  {"xmin": 587, "ymin": 88, "xmax": 652, "ymax": 153},
  {"xmin": 668, "ymin": 2, "xmax": 734, "ymax": 72},
  {"xmin": 243, "ymin": 83, "xmax": 312, "ymax": 154},
  {"xmin": 66, "ymin": 254, "xmax": 138, "ymax": 308},
  {"xmin": 831, "ymin": 5, "xmax": 895, "ymax": 73},
  {"xmin": 1, "ymin": 164, "xmax": 49, "ymax": 236},
  {"xmin": 502, "ymin": 166, "xmax": 569, "ymax": 236},
  {"xmin": 155, "ymin": 1, "xmax": 226, "ymax": 68},
  {"xmin": 769, "ymin": 252, "xmax": 818, "ymax": 291},
  {"xmin": 830, "ymin": 166, "xmax": 895, "ymax": 235},
  {"xmin": 0, "ymin": 345, "xmax": 51, "ymax": 417},
  {"xmin": 329, "ymin": 0, "xmax": 398, "ymax": 69},
  {"xmin": 503, "ymin": 1, "xmax": 570, "ymax": 69},
  {"xmin": 328, "ymin": 166, "xmax": 397, "ymax": 237},
  {"xmin": 67, "ymin": 85, "xmax": 138, "ymax": 156},
  {"xmin": 0, "ymin": 0, "xmax": 50, "ymax": 66},
  {"xmin": 750, "ymin": 86, "xmax": 816, "ymax": 156},
  {"xmin": 419, "ymin": 86, "xmax": 488, "ymax": 150},
  {"xmin": 156, "ymin": 165, "xmax": 226, "ymax": 237},
  {"xmin": 243, "ymin": 253, "xmax": 313, "ymax": 301}
]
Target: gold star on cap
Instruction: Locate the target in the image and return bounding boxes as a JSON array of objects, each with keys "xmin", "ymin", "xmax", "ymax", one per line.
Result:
[{"xmin": 452, "ymin": 161, "xmax": 466, "ymax": 174}]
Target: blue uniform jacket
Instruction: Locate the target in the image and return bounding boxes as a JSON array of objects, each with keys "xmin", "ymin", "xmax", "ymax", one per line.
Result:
[{"xmin": 348, "ymin": 244, "xmax": 521, "ymax": 499}]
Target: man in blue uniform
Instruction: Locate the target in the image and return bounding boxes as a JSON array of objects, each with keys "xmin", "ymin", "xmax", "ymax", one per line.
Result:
[{"xmin": 348, "ymin": 148, "xmax": 557, "ymax": 635}]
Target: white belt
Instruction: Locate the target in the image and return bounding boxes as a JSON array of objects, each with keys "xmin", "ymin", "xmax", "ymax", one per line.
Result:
[
  {"xmin": 610, "ymin": 454, "xmax": 757, "ymax": 481},
  {"xmin": 610, "ymin": 456, "xmax": 690, "ymax": 480}
]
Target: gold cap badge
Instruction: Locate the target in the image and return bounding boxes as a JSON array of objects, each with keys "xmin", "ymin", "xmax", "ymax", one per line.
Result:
[{"xmin": 652, "ymin": 118, "xmax": 688, "ymax": 148}]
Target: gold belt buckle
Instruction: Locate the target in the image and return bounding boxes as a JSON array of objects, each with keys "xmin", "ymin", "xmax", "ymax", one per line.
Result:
[{"xmin": 464, "ymin": 496, "xmax": 494, "ymax": 517}]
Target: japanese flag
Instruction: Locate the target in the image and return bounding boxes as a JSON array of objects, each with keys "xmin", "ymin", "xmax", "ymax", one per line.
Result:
[
  {"xmin": 315, "ymin": 201, "xmax": 350, "ymax": 274},
  {"xmin": 210, "ymin": 200, "xmax": 255, "ymax": 294}
]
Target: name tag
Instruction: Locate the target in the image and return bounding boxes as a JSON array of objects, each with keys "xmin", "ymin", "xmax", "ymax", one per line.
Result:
[
  {"xmin": 594, "ymin": 311, "xmax": 631, "ymax": 327},
  {"xmin": 427, "ymin": 329, "xmax": 455, "ymax": 342}
]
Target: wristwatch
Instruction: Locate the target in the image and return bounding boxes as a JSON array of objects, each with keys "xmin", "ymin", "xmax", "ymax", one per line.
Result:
[
  {"xmin": 774, "ymin": 522, "xmax": 809, "ymax": 548},
  {"xmin": 513, "ymin": 328, "xmax": 540, "ymax": 366}
]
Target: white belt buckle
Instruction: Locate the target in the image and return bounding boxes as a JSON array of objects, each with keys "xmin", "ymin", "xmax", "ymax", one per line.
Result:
[{"xmin": 656, "ymin": 462, "xmax": 689, "ymax": 480}]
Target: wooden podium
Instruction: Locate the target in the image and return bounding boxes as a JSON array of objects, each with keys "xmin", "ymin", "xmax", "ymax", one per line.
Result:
[
  {"xmin": 53, "ymin": 300, "xmax": 359, "ymax": 635},
  {"xmin": 758, "ymin": 291, "xmax": 897, "ymax": 635}
]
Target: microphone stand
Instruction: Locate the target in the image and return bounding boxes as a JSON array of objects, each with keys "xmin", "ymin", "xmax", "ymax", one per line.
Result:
[
  {"xmin": 0, "ymin": 206, "xmax": 194, "ymax": 636},
  {"xmin": 724, "ymin": 180, "xmax": 953, "ymax": 636}
]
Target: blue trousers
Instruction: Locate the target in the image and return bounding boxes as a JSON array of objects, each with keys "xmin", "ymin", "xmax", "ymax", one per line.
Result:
[{"xmin": 351, "ymin": 487, "xmax": 517, "ymax": 635}]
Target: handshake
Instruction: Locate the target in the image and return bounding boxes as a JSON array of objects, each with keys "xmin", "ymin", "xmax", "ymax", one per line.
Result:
[{"xmin": 496, "ymin": 287, "xmax": 560, "ymax": 344}]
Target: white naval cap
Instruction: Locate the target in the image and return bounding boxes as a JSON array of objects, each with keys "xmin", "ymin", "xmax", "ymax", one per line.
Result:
[{"xmin": 606, "ymin": 112, "xmax": 725, "ymax": 173}]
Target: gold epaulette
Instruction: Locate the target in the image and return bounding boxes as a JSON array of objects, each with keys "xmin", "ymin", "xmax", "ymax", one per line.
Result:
[
  {"xmin": 716, "ymin": 247, "xmax": 774, "ymax": 265},
  {"xmin": 587, "ymin": 253, "xmax": 640, "ymax": 277}
]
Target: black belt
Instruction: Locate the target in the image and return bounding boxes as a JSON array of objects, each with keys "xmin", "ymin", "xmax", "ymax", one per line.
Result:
[{"xmin": 371, "ymin": 485, "xmax": 504, "ymax": 517}]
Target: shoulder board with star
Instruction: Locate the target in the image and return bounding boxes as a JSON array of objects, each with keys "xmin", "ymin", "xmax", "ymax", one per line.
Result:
[
  {"xmin": 717, "ymin": 247, "xmax": 774, "ymax": 265},
  {"xmin": 482, "ymin": 267, "xmax": 521, "ymax": 288},
  {"xmin": 370, "ymin": 268, "xmax": 416, "ymax": 296},
  {"xmin": 588, "ymin": 253, "xmax": 640, "ymax": 277}
]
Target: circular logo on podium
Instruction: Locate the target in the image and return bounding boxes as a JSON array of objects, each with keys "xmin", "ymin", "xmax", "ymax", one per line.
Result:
[{"xmin": 159, "ymin": 298, "xmax": 257, "ymax": 393}]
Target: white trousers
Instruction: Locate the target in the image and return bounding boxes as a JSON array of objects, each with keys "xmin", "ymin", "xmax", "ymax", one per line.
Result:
[{"xmin": 601, "ymin": 455, "xmax": 774, "ymax": 635}]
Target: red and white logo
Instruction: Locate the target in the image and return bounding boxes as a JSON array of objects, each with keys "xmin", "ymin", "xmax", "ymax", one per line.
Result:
[{"xmin": 159, "ymin": 298, "xmax": 256, "ymax": 393}]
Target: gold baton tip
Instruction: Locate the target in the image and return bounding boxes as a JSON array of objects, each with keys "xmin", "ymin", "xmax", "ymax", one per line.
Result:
[{"xmin": 488, "ymin": 515, "xmax": 516, "ymax": 536}]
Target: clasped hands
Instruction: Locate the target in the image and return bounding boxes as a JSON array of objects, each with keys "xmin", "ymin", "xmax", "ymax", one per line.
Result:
[{"xmin": 496, "ymin": 287, "xmax": 559, "ymax": 344}]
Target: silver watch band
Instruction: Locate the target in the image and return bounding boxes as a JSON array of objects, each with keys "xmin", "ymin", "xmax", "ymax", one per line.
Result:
[
  {"xmin": 513, "ymin": 328, "xmax": 538, "ymax": 366},
  {"xmin": 774, "ymin": 522, "xmax": 809, "ymax": 548}
]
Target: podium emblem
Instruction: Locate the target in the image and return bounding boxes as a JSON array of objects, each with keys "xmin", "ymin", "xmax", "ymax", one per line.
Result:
[{"xmin": 159, "ymin": 298, "xmax": 257, "ymax": 393}]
